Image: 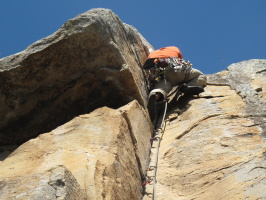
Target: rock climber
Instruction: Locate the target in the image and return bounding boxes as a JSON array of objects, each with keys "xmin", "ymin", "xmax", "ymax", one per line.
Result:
[{"xmin": 142, "ymin": 46, "xmax": 207, "ymax": 121}]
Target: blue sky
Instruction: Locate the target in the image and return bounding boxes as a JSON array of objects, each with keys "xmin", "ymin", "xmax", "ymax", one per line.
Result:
[{"xmin": 1, "ymin": 0, "xmax": 265, "ymax": 74}]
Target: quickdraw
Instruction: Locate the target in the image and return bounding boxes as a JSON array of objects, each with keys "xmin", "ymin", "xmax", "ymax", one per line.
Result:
[
  {"xmin": 150, "ymin": 137, "xmax": 159, "ymax": 142},
  {"xmin": 142, "ymin": 179, "xmax": 153, "ymax": 187},
  {"xmin": 156, "ymin": 57, "xmax": 192, "ymax": 73},
  {"xmin": 145, "ymin": 166, "xmax": 156, "ymax": 171}
]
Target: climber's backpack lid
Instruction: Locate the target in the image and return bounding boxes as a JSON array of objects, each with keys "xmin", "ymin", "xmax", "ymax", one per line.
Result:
[
  {"xmin": 143, "ymin": 46, "xmax": 183, "ymax": 69},
  {"xmin": 148, "ymin": 46, "xmax": 183, "ymax": 59}
]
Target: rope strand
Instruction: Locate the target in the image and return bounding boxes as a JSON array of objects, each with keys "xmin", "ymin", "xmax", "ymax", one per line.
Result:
[{"xmin": 152, "ymin": 100, "xmax": 168, "ymax": 200}]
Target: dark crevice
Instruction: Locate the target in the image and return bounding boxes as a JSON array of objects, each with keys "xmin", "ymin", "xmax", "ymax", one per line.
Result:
[
  {"xmin": 238, "ymin": 133, "xmax": 257, "ymax": 138},
  {"xmin": 244, "ymin": 124, "xmax": 261, "ymax": 127},
  {"xmin": 121, "ymin": 112, "xmax": 146, "ymax": 183},
  {"xmin": 200, "ymin": 95, "xmax": 225, "ymax": 99},
  {"xmin": 256, "ymin": 69, "xmax": 266, "ymax": 74},
  {"xmin": 206, "ymin": 83, "xmax": 231, "ymax": 86},
  {"xmin": 0, "ymin": 145, "xmax": 18, "ymax": 161},
  {"xmin": 55, "ymin": 179, "xmax": 65, "ymax": 187}
]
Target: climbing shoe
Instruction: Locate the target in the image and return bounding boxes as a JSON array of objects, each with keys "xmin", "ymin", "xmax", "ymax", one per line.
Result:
[
  {"xmin": 180, "ymin": 85, "xmax": 204, "ymax": 95},
  {"xmin": 147, "ymin": 94, "xmax": 157, "ymax": 123}
]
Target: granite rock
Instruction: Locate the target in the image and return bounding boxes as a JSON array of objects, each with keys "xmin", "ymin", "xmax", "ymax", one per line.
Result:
[{"xmin": 0, "ymin": 8, "xmax": 153, "ymax": 145}]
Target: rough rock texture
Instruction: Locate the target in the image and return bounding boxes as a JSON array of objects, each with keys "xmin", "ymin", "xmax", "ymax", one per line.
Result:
[
  {"xmin": 0, "ymin": 7, "xmax": 265, "ymax": 200},
  {"xmin": 0, "ymin": 100, "xmax": 152, "ymax": 200},
  {"xmin": 208, "ymin": 59, "xmax": 266, "ymax": 135},
  {"xmin": 144, "ymin": 59, "xmax": 266, "ymax": 200},
  {"xmin": 0, "ymin": 165, "xmax": 86, "ymax": 200},
  {"xmin": 0, "ymin": 8, "xmax": 153, "ymax": 145}
]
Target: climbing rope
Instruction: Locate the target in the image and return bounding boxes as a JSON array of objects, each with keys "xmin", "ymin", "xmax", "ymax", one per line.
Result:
[
  {"xmin": 143, "ymin": 85, "xmax": 185, "ymax": 199},
  {"xmin": 152, "ymin": 100, "xmax": 168, "ymax": 200},
  {"xmin": 143, "ymin": 99, "xmax": 168, "ymax": 200}
]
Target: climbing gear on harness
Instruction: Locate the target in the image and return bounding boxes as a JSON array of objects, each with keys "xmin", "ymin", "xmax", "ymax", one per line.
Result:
[
  {"xmin": 143, "ymin": 57, "xmax": 192, "ymax": 91},
  {"xmin": 155, "ymin": 57, "xmax": 192, "ymax": 72}
]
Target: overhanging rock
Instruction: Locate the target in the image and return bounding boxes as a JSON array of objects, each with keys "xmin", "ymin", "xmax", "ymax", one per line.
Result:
[{"xmin": 0, "ymin": 8, "xmax": 153, "ymax": 145}]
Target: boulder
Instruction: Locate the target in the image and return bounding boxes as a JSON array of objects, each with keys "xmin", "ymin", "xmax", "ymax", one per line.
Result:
[
  {"xmin": 0, "ymin": 8, "xmax": 153, "ymax": 145},
  {"xmin": 0, "ymin": 166, "xmax": 86, "ymax": 200}
]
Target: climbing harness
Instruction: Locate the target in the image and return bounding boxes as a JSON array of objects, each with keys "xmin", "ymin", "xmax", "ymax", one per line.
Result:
[
  {"xmin": 143, "ymin": 57, "xmax": 192, "ymax": 91},
  {"xmin": 156, "ymin": 57, "xmax": 192, "ymax": 73}
]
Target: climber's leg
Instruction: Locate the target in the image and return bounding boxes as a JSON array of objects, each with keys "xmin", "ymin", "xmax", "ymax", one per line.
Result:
[
  {"xmin": 186, "ymin": 69, "xmax": 207, "ymax": 86},
  {"xmin": 147, "ymin": 80, "xmax": 172, "ymax": 122},
  {"xmin": 180, "ymin": 69, "xmax": 207, "ymax": 95}
]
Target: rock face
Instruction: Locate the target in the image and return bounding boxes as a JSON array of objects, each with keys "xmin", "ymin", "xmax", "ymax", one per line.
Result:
[
  {"xmin": 0, "ymin": 7, "xmax": 265, "ymax": 200},
  {"xmin": 143, "ymin": 59, "xmax": 266, "ymax": 200},
  {"xmin": 208, "ymin": 59, "xmax": 266, "ymax": 134},
  {"xmin": 0, "ymin": 166, "xmax": 86, "ymax": 200},
  {"xmin": 0, "ymin": 101, "xmax": 152, "ymax": 199},
  {"xmin": 0, "ymin": 8, "xmax": 153, "ymax": 145}
]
